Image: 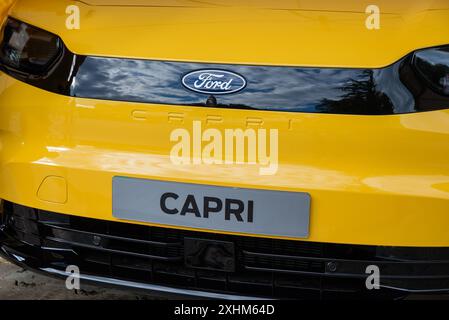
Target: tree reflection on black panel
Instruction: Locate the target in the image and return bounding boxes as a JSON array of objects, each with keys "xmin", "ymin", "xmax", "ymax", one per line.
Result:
[{"xmin": 317, "ymin": 70, "xmax": 394, "ymax": 115}]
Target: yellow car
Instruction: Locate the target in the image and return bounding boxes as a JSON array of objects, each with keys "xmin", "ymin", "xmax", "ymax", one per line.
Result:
[{"xmin": 0, "ymin": 0, "xmax": 449, "ymax": 299}]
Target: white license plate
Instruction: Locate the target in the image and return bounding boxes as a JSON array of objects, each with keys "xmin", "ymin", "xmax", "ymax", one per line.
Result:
[{"xmin": 112, "ymin": 177, "xmax": 311, "ymax": 239}]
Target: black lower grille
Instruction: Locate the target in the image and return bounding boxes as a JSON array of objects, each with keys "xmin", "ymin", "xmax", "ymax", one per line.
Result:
[{"xmin": 2, "ymin": 201, "xmax": 449, "ymax": 299}]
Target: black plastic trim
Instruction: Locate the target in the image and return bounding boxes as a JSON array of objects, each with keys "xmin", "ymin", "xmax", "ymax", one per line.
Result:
[{"xmin": 2, "ymin": 201, "xmax": 449, "ymax": 299}]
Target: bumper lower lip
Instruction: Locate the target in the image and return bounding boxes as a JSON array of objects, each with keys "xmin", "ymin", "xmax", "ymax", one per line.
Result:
[{"xmin": 41, "ymin": 267, "xmax": 266, "ymax": 300}]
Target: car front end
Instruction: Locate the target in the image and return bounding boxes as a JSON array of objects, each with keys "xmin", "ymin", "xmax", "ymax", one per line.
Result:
[{"xmin": 1, "ymin": 0, "xmax": 449, "ymax": 299}]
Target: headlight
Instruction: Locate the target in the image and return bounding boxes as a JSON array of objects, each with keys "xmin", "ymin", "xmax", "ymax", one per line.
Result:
[
  {"xmin": 0, "ymin": 17, "xmax": 62, "ymax": 75},
  {"xmin": 413, "ymin": 46, "xmax": 449, "ymax": 96}
]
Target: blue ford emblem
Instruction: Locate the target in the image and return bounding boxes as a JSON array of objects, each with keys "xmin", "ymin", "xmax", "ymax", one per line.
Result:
[{"xmin": 182, "ymin": 69, "xmax": 247, "ymax": 95}]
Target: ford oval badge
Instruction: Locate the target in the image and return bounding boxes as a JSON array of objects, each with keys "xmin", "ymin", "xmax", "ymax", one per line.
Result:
[{"xmin": 182, "ymin": 69, "xmax": 247, "ymax": 95}]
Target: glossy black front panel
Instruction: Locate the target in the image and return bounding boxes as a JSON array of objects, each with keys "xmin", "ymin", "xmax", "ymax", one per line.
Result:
[
  {"xmin": 1, "ymin": 40, "xmax": 448, "ymax": 115},
  {"xmin": 73, "ymin": 57, "xmax": 409, "ymax": 114}
]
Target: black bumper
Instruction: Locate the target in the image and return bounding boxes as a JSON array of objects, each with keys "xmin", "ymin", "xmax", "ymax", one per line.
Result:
[{"xmin": 1, "ymin": 201, "xmax": 449, "ymax": 299}]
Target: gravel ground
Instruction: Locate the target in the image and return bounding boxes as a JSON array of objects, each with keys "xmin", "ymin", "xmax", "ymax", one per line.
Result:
[{"xmin": 0, "ymin": 257, "xmax": 157, "ymax": 300}]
